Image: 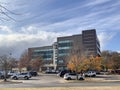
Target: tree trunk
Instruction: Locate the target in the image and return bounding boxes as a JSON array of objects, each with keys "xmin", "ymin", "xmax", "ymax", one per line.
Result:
[
  {"xmin": 76, "ymin": 73, "xmax": 79, "ymax": 80},
  {"xmin": 4, "ymin": 70, "xmax": 7, "ymax": 82},
  {"xmin": 4, "ymin": 78, "xmax": 7, "ymax": 82},
  {"xmin": 4, "ymin": 60, "xmax": 7, "ymax": 82}
]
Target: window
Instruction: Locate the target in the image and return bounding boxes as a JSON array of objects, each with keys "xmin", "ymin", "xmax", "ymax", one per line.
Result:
[
  {"xmin": 43, "ymin": 58, "xmax": 51, "ymax": 60},
  {"xmin": 69, "ymin": 73, "xmax": 76, "ymax": 75},
  {"xmin": 58, "ymin": 43, "xmax": 72, "ymax": 47},
  {"xmin": 58, "ymin": 40, "xmax": 72, "ymax": 43},
  {"xmin": 58, "ymin": 47, "xmax": 71, "ymax": 49},
  {"xmin": 58, "ymin": 53, "xmax": 69, "ymax": 56},
  {"xmin": 58, "ymin": 60, "xmax": 64, "ymax": 63}
]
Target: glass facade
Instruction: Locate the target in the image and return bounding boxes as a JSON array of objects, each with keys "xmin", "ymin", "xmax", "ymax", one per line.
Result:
[
  {"xmin": 34, "ymin": 49, "xmax": 53, "ymax": 60},
  {"xmin": 32, "ymin": 49, "xmax": 53, "ymax": 60},
  {"xmin": 58, "ymin": 40, "xmax": 72, "ymax": 57}
]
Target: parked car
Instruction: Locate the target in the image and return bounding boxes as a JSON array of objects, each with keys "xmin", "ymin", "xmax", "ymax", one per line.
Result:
[
  {"xmin": 111, "ymin": 70, "xmax": 120, "ymax": 74},
  {"xmin": 8, "ymin": 71, "xmax": 16, "ymax": 77},
  {"xmin": 45, "ymin": 70, "xmax": 58, "ymax": 74},
  {"xmin": 0, "ymin": 72, "xmax": 4, "ymax": 79},
  {"xmin": 0, "ymin": 71, "xmax": 10, "ymax": 79},
  {"xmin": 64, "ymin": 73, "xmax": 85, "ymax": 80},
  {"xmin": 57, "ymin": 70, "xmax": 71, "ymax": 77},
  {"xmin": 11, "ymin": 72, "xmax": 32, "ymax": 80},
  {"xmin": 29, "ymin": 71, "xmax": 38, "ymax": 76},
  {"xmin": 85, "ymin": 71, "xmax": 96, "ymax": 77}
]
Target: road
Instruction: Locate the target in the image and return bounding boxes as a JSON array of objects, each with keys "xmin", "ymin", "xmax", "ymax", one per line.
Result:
[{"xmin": 0, "ymin": 74, "xmax": 120, "ymax": 88}]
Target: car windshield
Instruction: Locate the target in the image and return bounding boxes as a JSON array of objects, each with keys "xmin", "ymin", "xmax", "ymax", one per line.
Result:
[
  {"xmin": 69, "ymin": 73, "xmax": 77, "ymax": 75},
  {"xmin": 19, "ymin": 73, "xmax": 28, "ymax": 75}
]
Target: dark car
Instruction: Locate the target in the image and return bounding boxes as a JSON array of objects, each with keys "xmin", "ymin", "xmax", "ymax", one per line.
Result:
[
  {"xmin": 29, "ymin": 71, "xmax": 38, "ymax": 76},
  {"xmin": 111, "ymin": 70, "xmax": 120, "ymax": 74},
  {"xmin": 57, "ymin": 70, "xmax": 71, "ymax": 77},
  {"xmin": 0, "ymin": 72, "xmax": 4, "ymax": 79},
  {"xmin": 45, "ymin": 70, "xmax": 58, "ymax": 74}
]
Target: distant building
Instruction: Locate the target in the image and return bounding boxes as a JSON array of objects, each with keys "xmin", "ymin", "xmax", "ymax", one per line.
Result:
[
  {"xmin": 28, "ymin": 42, "xmax": 57, "ymax": 71},
  {"xmin": 28, "ymin": 29, "xmax": 101, "ymax": 71}
]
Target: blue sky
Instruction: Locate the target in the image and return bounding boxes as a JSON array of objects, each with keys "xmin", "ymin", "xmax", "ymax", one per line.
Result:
[{"xmin": 0, "ymin": 0, "xmax": 120, "ymax": 58}]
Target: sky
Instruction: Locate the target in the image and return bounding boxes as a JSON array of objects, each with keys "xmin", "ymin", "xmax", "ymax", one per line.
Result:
[{"xmin": 0, "ymin": 0, "xmax": 120, "ymax": 58}]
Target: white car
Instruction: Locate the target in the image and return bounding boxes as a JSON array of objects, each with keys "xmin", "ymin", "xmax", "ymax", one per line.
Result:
[
  {"xmin": 64, "ymin": 73, "xmax": 85, "ymax": 80},
  {"xmin": 11, "ymin": 72, "xmax": 31, "ymax": 80},
  {"xmin": 85, "ymin": 71, "xmax": 96, "ymax": 77},
  {"xmin": 8, "ymin": 71, "xmax": 16, "ymax": 77}
]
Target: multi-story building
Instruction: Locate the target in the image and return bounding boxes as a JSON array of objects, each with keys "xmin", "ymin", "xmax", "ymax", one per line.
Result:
[
  {"xmin": 28, "ymin": 43, "xmax": 57, "ymax": 71},
  {"xmin": 82, "ymin": 29, "xmax": 101, "ymax": 56},
  {"xmin": 28, "ymin": 29, "xmax": 101, "ymax": 71},
  {"xmin": 57, "ymin": 34, "xmax": 83, "ymax": 70},
  {"xmin": 57, "ymin": 29, "xmax": 101, "ymax": 70}
]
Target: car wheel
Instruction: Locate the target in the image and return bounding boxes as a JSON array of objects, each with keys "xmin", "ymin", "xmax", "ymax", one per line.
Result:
[
  {"xmin": 92, "ymin": 75, "xmax": 96, "ymax": 77},
  {"xmin": 24, "ymin": 76, "xmax": 29, "ymax": 80},
  {"xmin": 13, "ymin": 76, "xmax": 18, "ymax": 80},
  {"xmin": 67, "ymin": 77, "xmax": 71, "ymax": 80},
  {"xmin": 79, "ymin": 77, "xmax": 84, "ymax": 80},
  {"xmin": 1, "ymin": 76, "xmax": 4, "ymax": 79}
]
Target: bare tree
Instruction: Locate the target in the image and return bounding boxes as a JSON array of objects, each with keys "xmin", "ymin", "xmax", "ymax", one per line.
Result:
[
  {"xmin": 101, "ymin": 51, "xmax": 120, "ymax": 72},
  {"xmin": 30, "ymin": 56, "xmax": 43, "ymax": 71},
  {"xmin": 101, "ymin": 50, "xmax": 112, "ymax": 71},
  {"xmin": 110, "ymin": 52, "xmax": 120, "ymax": 70},
  {"xmin": 8, "ymin": 58, "xmax": 18, "ymax": 71},
  {"xmin": 18, "ymin": 50, "xmax": 30, "ymax": 72},
  {"xmin": 0, "ymin": 55, "xmax": 13, "ymax": 81}
]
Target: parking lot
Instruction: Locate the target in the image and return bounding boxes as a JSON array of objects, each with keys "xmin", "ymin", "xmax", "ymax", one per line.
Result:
[{"xmin": 0, "ymin": 74, "xmax": 120, "ymax": 88}]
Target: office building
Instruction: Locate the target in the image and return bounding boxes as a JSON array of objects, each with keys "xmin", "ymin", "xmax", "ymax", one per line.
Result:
[
  {"xmin": 28, "ymin": 43, "xmax": 57, "ymax": 71},
  {"xmin": 28, "ymin": 29, "xmax": 101, "ymax": 71},
  {"xmin": 57, "ymin": 29, "xmax": 101, "ymax": 70}
]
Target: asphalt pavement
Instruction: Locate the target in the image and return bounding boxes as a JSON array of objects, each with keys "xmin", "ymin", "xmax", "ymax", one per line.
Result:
[{"xmin": 0, "ymin": 74, "xmax": 120, "ymax": 88}]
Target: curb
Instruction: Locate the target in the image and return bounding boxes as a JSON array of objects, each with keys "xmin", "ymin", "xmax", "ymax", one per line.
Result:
[{"xmin": 0, "ymin": 80, "xmax": 22, "ymax": 84}]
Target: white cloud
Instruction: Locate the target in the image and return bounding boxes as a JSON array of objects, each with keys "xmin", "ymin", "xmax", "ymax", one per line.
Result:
[
  {"xmin": 84, "ymin": 0, "xmax": 110, "ymax": 7},
  {"xmin": 0, "ymin": 0, "xmax": 120, "ymax": 57},
  {"xmin": 0, "ymin": 25, "xmax": 66, "ymax": 58},
  {"xmin": 0, "ymin": 24, "xmax": 117, "ymax": 58},
  {"xmin": 98, "ymin": 32, "xmax": 116, "ymax": 50},
  {"xmin": 0, "ymin": 25, "xmax": 12, "ymax": 33}
]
